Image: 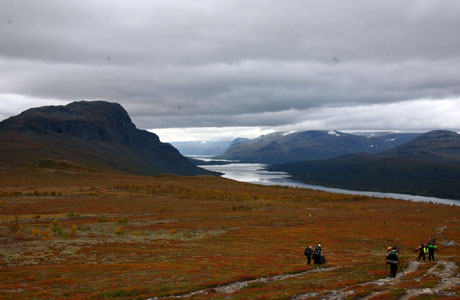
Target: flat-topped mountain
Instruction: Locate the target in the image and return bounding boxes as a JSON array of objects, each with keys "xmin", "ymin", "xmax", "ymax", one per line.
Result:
[
  {"xmin": 217, "ymin": 130, "xmax": 420, "ymax": 163},
  {"xmin": 0, "ymin": 101, "xmax": 216, "ymax": 176},
  {"xmin": 268, "ymin": 130, "xmax": 460, "ymax": 199}
]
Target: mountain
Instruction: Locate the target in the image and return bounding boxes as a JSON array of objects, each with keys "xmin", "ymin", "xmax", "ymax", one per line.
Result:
[
  {"xmin": 0, "ymin": 101, "xmax": 216, "ymax": 176},
  {"xmin": 268, "ymin": 130, "xmax": 460, "ymax": 199},
  {"xmin": 384, "ymin": 130, "xmax": 460, "ymax": 161},
  {"xmin": 217, "ymin": 130, "xmax": 420, "ymax": 163},
  {"xmin": 229, "ymin": 137, "xmax": 251, "ymax": 147},
  {"xmin": 171, "ymin": 141, "xmax": 232, "ymax": 156}
]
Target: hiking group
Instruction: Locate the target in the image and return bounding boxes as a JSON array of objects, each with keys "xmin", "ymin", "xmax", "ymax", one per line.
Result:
[
  {"xmin": 303, "ymin": 237, "xmax": 439, "ymax": 278},
  {"xmin": 413, "ymin": 237, "xmax": 438, "ymax": 262},
  {"xmin": 304, "ymin": 244, "xmax": 326, "ymax": 266},
  {"xmin": 385, "ymin": 237, "xmax": 439, "ymax": 278}
]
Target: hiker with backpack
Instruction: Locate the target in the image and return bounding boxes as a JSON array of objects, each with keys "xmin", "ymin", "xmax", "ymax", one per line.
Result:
[
  {"xmin": 313, "ymin": 244, "xmax": 322, "ymax": 265},
  {"xmin": 386, "ymin": 246, "xmax": 400, "ymax": 278},
  {"xmin": 304, "ymin": 245, "xmax": 312, "ymax": 265},
  {"xmin": 413, "ymin": 243, "xmax": 427, "ymax": 261},
  {"xmin": 427, "ymin": 239, "xmax": 438, "ymax": 261}
]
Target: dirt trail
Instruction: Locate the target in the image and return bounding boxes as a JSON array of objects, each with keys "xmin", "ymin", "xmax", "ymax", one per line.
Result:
[
  {"xmin": 359, "ymin": 261, "xmax": 458, "ymax": 300},
  {"xmin": 291, "ymin": 292, "xmax": 319, "ymax": 300},
  {"xmin": 293, "ymin": 262, "xmax": 421, "ymax": 300},
  {"xmin": 360, "ymin": 261, "xmax": 421, "ymax": 289},
  {"xmin": 214, "ymin": 266, "xmax": 340, "ymax": 294},
  {"xmin": 399, "ymin": 261, "xmax": 459, "ymax": 300},
  {"xmin": 437, "ymin": 225, "xmax": 447, "ymax": 237},
  {"xmin": 148, "ymin": 266, "xmax": 340, "ymax": 300},
  {"xmin": 148, "ymin": 260, "xmax": 458, "ymax": 300},
  {"xmin": 437, "ymin": 225, "xmax": 459, "ymax": 247}
]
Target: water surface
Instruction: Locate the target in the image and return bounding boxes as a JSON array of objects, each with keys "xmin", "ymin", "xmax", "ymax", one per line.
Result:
[{"xmin": 198, "ymin": 161, "xmax": 459, "ymax": 206}]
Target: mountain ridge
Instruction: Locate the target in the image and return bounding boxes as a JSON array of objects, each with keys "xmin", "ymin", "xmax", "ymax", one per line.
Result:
[
  {"xmin": 0, "ymin": 101, "xmax": 216, "ymax": 176},
  {"xmin": 217, "ymin": 130, "xmax": 420, "ymax": 163},
  {"xmin": 268, "ymin": 130, "xmax": 460, "ymax": 199}
]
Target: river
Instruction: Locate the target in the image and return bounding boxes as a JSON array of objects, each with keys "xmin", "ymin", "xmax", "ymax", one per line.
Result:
[{"xmin": 196, "ymin": 159, "xmax": 459, "ymax": 206}]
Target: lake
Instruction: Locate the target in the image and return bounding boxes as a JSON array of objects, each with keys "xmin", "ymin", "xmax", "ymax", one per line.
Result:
[{"xmin": 197, "ymin": 160, "xmax": 460, "ymax": 206}]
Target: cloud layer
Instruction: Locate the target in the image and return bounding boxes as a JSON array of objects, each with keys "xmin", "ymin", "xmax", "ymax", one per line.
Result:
[{"xmin": 1, "ymin": 0, "xmax": 460, "ymax": 140}]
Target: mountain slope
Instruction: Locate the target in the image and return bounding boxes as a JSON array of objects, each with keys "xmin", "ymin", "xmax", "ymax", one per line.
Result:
[
  {"xmin": 384, "ymin": 130, "xmax": 460, "ymax": 161},
  {"xmin": 0, "ymin": 101, "xmax": 216, "ymax": 176},
  {"xmin": 268, "ymin": 130, "xmax": 460, "ymax": 199},
  {"xmin": 217, "ymin": 130, "xmax": 420, "ymax": 163}
]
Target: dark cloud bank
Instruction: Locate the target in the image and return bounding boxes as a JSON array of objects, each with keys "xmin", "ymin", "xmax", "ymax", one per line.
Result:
[{"xmin": 1, "ymin": 0, "xmax": 460, "ymax": 140}]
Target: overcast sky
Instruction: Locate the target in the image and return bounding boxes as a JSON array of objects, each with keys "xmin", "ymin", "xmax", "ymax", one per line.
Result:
[{"xmin": 1, "ymin": 0, "xmax": 460, "ymax": 141}]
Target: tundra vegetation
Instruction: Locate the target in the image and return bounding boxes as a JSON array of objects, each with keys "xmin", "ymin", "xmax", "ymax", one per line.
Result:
[{"xmin": 0, "ymin": 160, "xmax": 459, "ymax": 299}]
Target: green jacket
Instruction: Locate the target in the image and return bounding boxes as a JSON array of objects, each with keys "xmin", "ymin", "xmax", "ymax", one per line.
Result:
[{"xmin": 386, "ymin": 250, "xmax": 399, "ymax": 265}]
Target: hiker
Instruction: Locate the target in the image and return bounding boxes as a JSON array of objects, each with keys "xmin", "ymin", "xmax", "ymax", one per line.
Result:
[
  {"xmin": 386, "ymin": 246, "xmax": 400, "ymax": 278},
  {"xmin": 427, "ymin": 239, "xmax": 438, "ymax": 261},
  {"xmin": 313, "ymin": 244, "xmax": 322, "ymax": 265},
  {"xmin": 304, "ymin": 245, "xmax": 312, "ymax": 265},
  {"xmin": 413, "ymin": 243, "xmax": 427, "ymax": 261}
]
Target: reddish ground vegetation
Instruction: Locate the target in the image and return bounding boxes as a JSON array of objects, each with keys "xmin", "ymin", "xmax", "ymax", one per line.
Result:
[{"xmin": 0, "ymin": 161, "xmax": 459, "ymax": 299}]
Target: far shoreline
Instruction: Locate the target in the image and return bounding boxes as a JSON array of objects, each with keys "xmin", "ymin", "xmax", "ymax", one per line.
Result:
[{"xmin": 193, "ymin": 158, "xmax": 460, "ymax": 206}]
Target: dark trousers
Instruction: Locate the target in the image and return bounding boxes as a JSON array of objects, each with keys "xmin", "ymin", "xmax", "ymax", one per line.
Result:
[
  {"xmin": 417, "ymin": 252, "xmax": 425, "ymax": 261},
  {"xmin": 306, "ymin": 255, "xmax": 311, "ymax": 265},
  {"xmin": 429, "ymin": 251, "xmax": 435, "ymax": 261},
  {"xmin": 313, "ymin": 255, "xmax": 320, "ymax": 264},
  {"xmin": 390, "ymin": 264, "xmax": 398, "ymax": 278}
]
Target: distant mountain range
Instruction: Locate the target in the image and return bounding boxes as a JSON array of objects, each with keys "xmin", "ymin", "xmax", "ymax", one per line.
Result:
[
  {"xmin": 268, "ymin": 130, "xmax": 460, "ymax": 199},
  {"xmin": 217, "ymin": 130, "xmax": 420, "ymax": 164},
  {"xmin": 171, "ymin": 141, "xmax": 231, "ymax": 156},
  {"xmin": 0, "ymin": 101, "xmax": 216, "ymax": 176}
]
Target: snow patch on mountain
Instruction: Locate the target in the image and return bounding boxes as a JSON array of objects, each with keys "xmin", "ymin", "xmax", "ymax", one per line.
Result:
[{"xmin": 327, "ymin": 130, "xmax": 341, "ymax": 136}]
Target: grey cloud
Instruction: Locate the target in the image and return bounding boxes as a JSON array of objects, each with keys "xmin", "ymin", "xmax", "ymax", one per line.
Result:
[
  {"xmin": 135, "ymin": 108, "xmax": 305, "ymax": 129},
  {"xmin": 1, "ymin": 0, "xmax": 460, "ymax": 130}
]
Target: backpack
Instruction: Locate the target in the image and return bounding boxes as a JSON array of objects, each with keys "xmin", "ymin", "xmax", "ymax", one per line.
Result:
[
  {"xmin": 386, "ymin": 250, "xmax": 399, "ymax": 264},
  {"xmin": 314, "ymin": 246, "xmax": 321, "ymax": 255},
  {"xmin": 423, "ymin": 247, "xmax": 428, "ymax": 254},
  {"xmin": 304, "ymin": 247, "xmax": 312, "ymax": 256},
  {"xmin": 320, "ymin": 255, "xmax": 327, "ymax": 264}
]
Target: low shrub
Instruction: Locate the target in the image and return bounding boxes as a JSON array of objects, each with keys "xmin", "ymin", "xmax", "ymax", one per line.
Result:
[
  {"xmin": 70, "ymin": 224, "xmax": 77, "ymax": 236},
  {"xmin": 32, "ymin": 228, "xmax": 41, "ymax": 238},
  {"xmin": 115, "ymin": 225, "xmax": 124, "ymax": 235},
  {"xmin": 117, "ymin": 217, "xmax": 129, "ymax": 224}
]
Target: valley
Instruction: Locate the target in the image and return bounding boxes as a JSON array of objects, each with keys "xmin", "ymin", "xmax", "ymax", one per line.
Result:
[
  {"xmin": 3, "ymin": 1, "xmax": 460, "ymax": 299},
  {"xmin": 1, "ymin": 160, "xmax": 459, "ymax": 299},
  {"xmin": 197, "ymin": 160, "xmax": 460, "ymax": 205}
]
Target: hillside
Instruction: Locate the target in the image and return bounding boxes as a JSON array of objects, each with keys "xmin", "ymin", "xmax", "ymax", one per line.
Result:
[
  {"xmin": 0, "ymin": 101, "xmax": 215, "ymax": 176},
  {"xmin": 268, "ymin": 130, "xmax": 460, "ymax": 199},
  {"xmin": 217, "ymin": 130, "xmax": 419, "ymax": 163},
  {"xmin": 0, "ymin": 162, "xmax": 459, "ymax": 299}
]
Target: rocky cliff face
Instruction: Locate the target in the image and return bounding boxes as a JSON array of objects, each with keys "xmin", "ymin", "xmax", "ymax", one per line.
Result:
[
  {"xmin": 0, "ymin": 101, "xmax": 216, "ymax": 176},
  {"xmin": 2, "ymin": 101, "xmax": 153, "ymax": 144}
]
